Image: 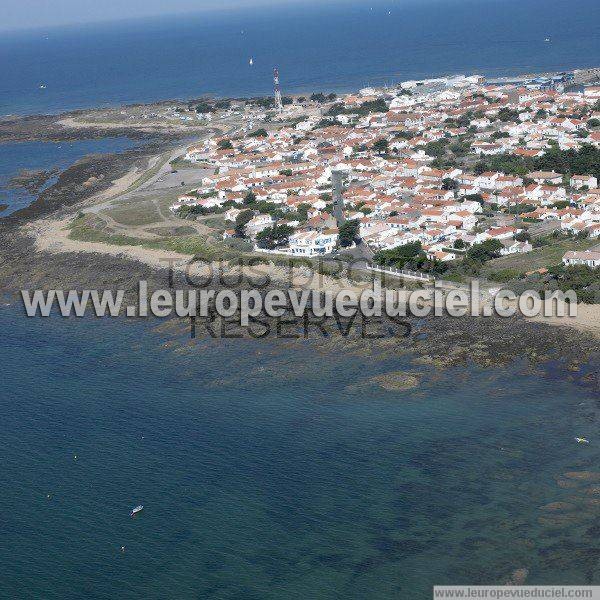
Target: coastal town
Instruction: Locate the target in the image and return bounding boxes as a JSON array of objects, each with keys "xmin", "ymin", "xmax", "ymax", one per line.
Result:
[
  {"xmin": 3, "ymin": 3, "xmax": 600, "ymax": 597},
  {"xmin": 161, "ymin": 69, "xmax": 600, "ymax": 299}
]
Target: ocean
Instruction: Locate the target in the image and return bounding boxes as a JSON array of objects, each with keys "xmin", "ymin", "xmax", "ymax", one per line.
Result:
[
  {"xmin": 0, "ymin": 306, "xmax": 598, "ymax": 598},
  {"xmin": 0, "ymin": 0, "xmax": 599, "ymax": 117}
]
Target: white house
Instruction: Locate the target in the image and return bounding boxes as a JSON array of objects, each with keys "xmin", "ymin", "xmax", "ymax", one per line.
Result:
[
  {"xmin": 570, "ymin": 175, "xmax": 598, "ymax": 190},
  {"xmin": 500, "ymin": 240, "xmax": 533, "ymax": 255},
  {"xmin": 527, "ymin": 171, "xmax": 563, "ymax": 185},
  {"xmin": 245, "ymin": 214, "xmax": 275, "ymax": 238},
  {"xmin": 562, "ymin": 250, "xmax": 600, "ymax": 268},
  {"xmin": 289, "ymin": 229, "xmax": 339, "ymax": 256},
  {"xmin": 224, "ymin": 207, "xmax": 242, "ymax": 222},
  {"xmin": 588, "ymin": 224, "xmax": 600, "ymax": 239}
]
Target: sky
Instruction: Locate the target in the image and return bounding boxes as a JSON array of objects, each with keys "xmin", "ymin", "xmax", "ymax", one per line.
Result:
[{"xmin": 0, "ymin": 0, "xmax": 342, "ymax": 32}]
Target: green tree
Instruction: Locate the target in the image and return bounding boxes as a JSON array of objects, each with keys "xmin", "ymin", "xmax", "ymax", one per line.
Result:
[
  {"xmin": 497, "ymin": 108, "xmax": 520, "ymax": 122},
  {"xmin": 195, "ymin": 102, "xmax": 215, "ymax": 114},
  {"xmin": 217, "ymin": 139, "xmax": 233, "ymax": 150},
  {"xmin": 464, "ymin": 193, "xmax": 484, "ymax": 205},
  {"xmin": 255, "ymin": 224, "xmax": 294, "ymax": 249},
  {"xmin": 325, "ymin": 103, "xmax": 347, "ymax": 117},
  {"xmin": 234, "ymin": 210, "xmax": 254, "ymax": 238},
  {"xmin": 248, "ymin": 128, "xmax": 268, "ymax": 138},
  {"xmin": 491, "ymin": 131, "xmax": 510, "ymax": 140},
  {"xmin": 373, "ymin": 242, "xmax": 424, "ymax": 268},
  {"xmin": 466, "ymin": 239, "xmax": 503, "ymax": 262},
  {"xmin": 338, "ymin": 220, "xmax": 360, "ymax": 248},
  {"xmin": 358, "ymin": 99, "xmax": 388, "ymax": 114},
  {"xmin": 514, "ymin": 231, "xmax": 531, "ymax": 242},
  {"xmin": 373, "ymin": 138, "xmax": 389, "ymax": 154},
  {"xmin": 243, "ymin": 191, "xmax": 257, "ymax": 205},
  {"xmin": 252, "ymin": 97, "xmax": 276, "ymax": 109},
  {"xmin": 424, "ymin": 140, "xmax": 449, "ymax": 158},
  {"xmin": 442, "ymin": 178, "xmax": 459, "ymax": 191},
  {"xmin": 296, "ymin": 203, "xmax": 310, "ymax": 222}
]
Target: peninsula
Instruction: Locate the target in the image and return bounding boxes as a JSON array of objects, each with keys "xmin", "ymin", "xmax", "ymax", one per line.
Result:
[{"xmin": 1, "ymin": 68, "xmax": 600, "ymax": 353}]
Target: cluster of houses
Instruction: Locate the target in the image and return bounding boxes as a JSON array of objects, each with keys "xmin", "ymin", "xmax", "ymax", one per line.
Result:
[{"xmin": 170, "ymin": 78, "xmax": 600, "ymax": 263}]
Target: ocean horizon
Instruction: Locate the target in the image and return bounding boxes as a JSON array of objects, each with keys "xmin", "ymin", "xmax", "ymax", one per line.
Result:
[{"xmin": 1, "ymin": 0, "xmax": 599, "ymax": 116}]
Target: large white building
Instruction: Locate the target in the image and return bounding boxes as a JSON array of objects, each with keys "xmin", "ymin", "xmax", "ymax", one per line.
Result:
[{"xmin": 289, "ymin": 230, "xmax": 338, "ymax": 256}]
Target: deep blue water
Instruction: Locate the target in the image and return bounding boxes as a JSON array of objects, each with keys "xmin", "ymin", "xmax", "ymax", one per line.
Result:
[
  {"xmin": 0, "ymin": 0, "xmax": 599, "ymax": 116},
  {"xmin": 0, "ymin": 137, "xmax": 139, "ymax": 215},
  {"xmin": 0, "ymin": 305, "xmax": 599, "ymax": 598}
]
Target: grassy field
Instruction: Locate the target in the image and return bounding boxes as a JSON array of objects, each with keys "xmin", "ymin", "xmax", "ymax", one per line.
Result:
[
  {"xmin": 106, "ymin": 201, "xmax": 162, "ymax": 226},
  {"xmin": 201, "ymin": 215, "xmax": 227, "ymax": 231},
  {"xmin": 482, "ymin": 238, "xmax": 598, "ymax": 275},
  {"xmin": 68, "ymin": 216, "xmax": 246, "ymax": 261},
  {"xmin": 66, "ymin": 214, "xmax": 348, "ymax": 278},
  {"xmin": 144, "ymin": 225, "xmax": 198, "ymax": 237},
  {"xmin": 169, "ymin": 156, "xmax": 200, "ymax": 170}
]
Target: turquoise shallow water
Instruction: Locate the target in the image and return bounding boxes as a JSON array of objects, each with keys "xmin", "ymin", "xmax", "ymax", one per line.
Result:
[{"xmin": 0, "ymin": 306, "xmax": 599, "ymax": 598}]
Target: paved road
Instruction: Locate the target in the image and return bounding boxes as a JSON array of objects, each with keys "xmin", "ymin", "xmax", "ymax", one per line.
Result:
[{"xmin": 338, "ymin": 239, "xmax": 375, "ymax": 270}]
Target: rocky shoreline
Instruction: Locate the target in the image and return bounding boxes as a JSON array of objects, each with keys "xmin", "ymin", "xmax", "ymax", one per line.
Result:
[
  {"xmin": 0, "ymin": 99, "xmax": 221, "ymax": 144},
  {"xmin": 0, "ymin": 105, "xmax": 598, "ymax": 388},
  {"xmin": 7, "ymin": 168, "xmax": 59, "ymax": 195},
  {"xmin": 4, "ymin": 142, "xmax": 172, "ymax": 223},
  {"xmin": 0, "ymin": 112, "xmax": 153, "ymax": 143},
  {"xmin": 1, "ymin": 211, "xmax": 598, "ymax": 391}
]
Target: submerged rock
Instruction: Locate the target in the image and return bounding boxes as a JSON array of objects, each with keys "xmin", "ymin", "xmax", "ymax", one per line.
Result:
[
  {"xmin": 7, "ymin": 168, "xmax": 58, "ymax": 194},
  {"xmin": 504, "ymin": 568, "xmax": 529, "ymax": 585},
  {"xmin": 370, "ymin": 371, "xmax": 422, "ymax": 391},
  {"xmin": 556, "ymin": 477, "xmax": 581, "ymax": 489},
  {"xmin": 538, "ymin": 511, "xmax": 591, "ymax": 527},
  {"xmin": 539, "ymin": 502, "xmax": 576, "ymax": 512},
  {"xmin": 563, "ymin": 472, "xmax": 600, "ymax": 482},
  {"xmin": 538, "ymin": 542, "xmax": 600, "ymax": 572}
]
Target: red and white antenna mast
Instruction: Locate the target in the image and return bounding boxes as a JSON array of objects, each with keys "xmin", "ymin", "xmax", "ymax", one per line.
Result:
[{"xmin": 273, "ymin": 68, "xmax": 283, "ymax": 114}]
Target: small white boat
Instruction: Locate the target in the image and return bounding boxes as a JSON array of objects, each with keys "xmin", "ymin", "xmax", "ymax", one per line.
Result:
[
  {"xmin": 575, "ymin": 437, "xmax": 590, "ymax": 444},
  {"xmin": 39, "ymin": 84, "xmax": 46, "ymax": 89},
  {"xmin": 130, "ymin": 505, "xmax": 144, "ymax": 517},
  {"xmin": 544, "ymin": 37, "xmax": 551, "ymax": 42},
  {"xmin": 249, "ymin": 58, "xmax": 254, "ymax": 66}
]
